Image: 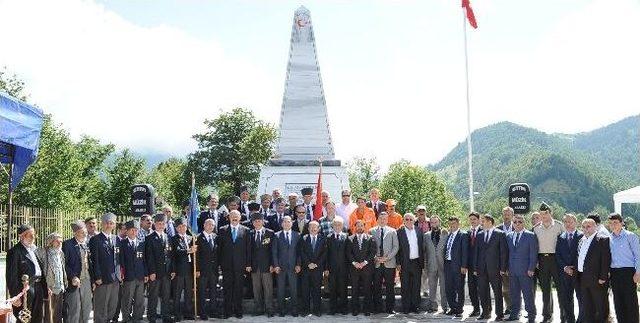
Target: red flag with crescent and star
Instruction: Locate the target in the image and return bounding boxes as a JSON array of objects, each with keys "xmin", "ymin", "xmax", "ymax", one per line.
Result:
[{"xmin": 462, "ymin": 0, "xmax": 478, "ymax": 29}]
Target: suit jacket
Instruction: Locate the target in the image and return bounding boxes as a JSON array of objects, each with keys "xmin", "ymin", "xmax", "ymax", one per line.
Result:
[
  {"xmin": 62, "ymin": 238, "xmax": 86, "ymax": 285},
  {"xmin": 366, "ymin": 200, "xmax": 387, "ymax": 217},
  {"xmin": 170, "ymin": 234, "xmax": 195, "ymax": 276},
  {"xmin": 577, "ymin": 235, "xmax": 611, "ymax": 287},
  {"xmin": 300, "ymin": 234, "xmax": 327, "ymax": 271},
  {"xmin": 89, "ymin": 232, "xmax": 120, "ymax": 284},
  {"xmin": 370, "ymin": 226, "xmax": 399, "ymax": 268},
  {"xmin": 218, "ymin": 224, "xmax": 252, "ymax": 272},
  {"xmin": 424, "ymin": 228, "xmax": 448, "ymax": 272},
  {"xmin": 292, "ymin": 218, "xmax": 309, "ymax": 236},
  {"xmin": 198, "ymin": 209, "xmax": 225, "ymax": 233},
  {"xmin": 6, "ymin": 242, "xmax": 47, "ymax": 297},
  {"xmin": 497, "ymin": 222, "xmax": 514, "ymax": 234},
  {"xmin": 396, "ymin": 226, "xmax": 425, "ymax": 269},
  {"xmin": 506, "ymin": 230, "xmax": 538, "ymax": 276},
  {"xmin": 272, "ymin": 230, "xmax": 301, "ymax": 272},
  {"xmin": 556, "ymin": 230, "xmax": 583, "ymax": 273},
  {"xmin": 196, "ymin": 232, "xmax": 219, "ymax": 277},
  {"xmin": 144, "ymin": 231, "xmax": 172, "ymax": 278},
  {"xmin": 250, "ymin": 228, "xmax": 275, "ymax": 273},
  {"xmin": 265, "ymin": 212, "xmax": 285, "ymax": 233},
  {"xmin": 467, "ymin": 226, "xmax": 483, "ymax": 271},
  {"xmin": 119, "ymin": 238, "xmax": 147, "ymax": 281},
  {"xmin": 347, "ymin": 233, "xmax": 377, "ymax": 270},
  {"xmin": 326, "ymin": 232, "xmax": 349, "ymax": 272},
  {"xmin": 443, "ymin": 230, "xmax": 469, "ymax": 270},
  {"xmin": 475, "ymin": 228, "xmax": 508, "ymax": 275}
]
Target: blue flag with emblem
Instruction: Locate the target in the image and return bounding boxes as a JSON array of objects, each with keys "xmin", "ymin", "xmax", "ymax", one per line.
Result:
[{"xmin": 189, "ymin": 173, "xmax": 200, "ymax": 234}]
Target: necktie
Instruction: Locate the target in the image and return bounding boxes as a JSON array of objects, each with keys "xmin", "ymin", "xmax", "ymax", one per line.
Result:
[
  {"xmin": 471, "ymin": 229, "xmax": 476, "ymax": 245},
  {"xmin": 207, "ymin": 235, "xmax": 213, "ymax": 248},
  {"xmin": 515, "ymin": 232, "xmax": 521, "ymax": 247},
  {"xmin": 446, "ymin": 234, "xmax": 454, "ymax": 259},
  {"xmin": 485, "ymin": 231, "xmax": 490, "ymax": 243},
  {"xmin": 379, "ymin": 228, "xmax": 384, "ymax": 256},
  {"xmin": 286, "ymin": 232, "xmax": 290, "ymax": 245},
  {"xmin": 358, "ymin": 235, "xmax": 363, "ymax": 250},
  {"xmin": 232, "ymin": 227, "xmax": 237, "ymax": 243},
  {"xmin": 568, "ymin": 232, "xmax": 573, "ymax": 245},
  {"xmin": 312, "ymin": 236, "xmax": 316, "ymax": 251},
  {"xmin": 257, "ymin": 231, "xmax": 262, "ymax": 243},
  {"xmin": 374, "ymin": 203, "xmax": 378, "ymax": 213}
]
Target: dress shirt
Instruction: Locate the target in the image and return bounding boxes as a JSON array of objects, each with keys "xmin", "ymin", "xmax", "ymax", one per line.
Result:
[
  {"xmin": 406, "ymin": 227, "xmax": 419, "ymax": 259},
  {"xmin": 578, "ymin": 233, "xmax": 596, "ymax": 272},
  {"xmin": 610, "ymin": 229, "xmax": 640, "ymax": 272}
]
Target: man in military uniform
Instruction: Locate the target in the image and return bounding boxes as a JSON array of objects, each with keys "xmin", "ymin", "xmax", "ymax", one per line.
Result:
[
  {"xmin": 6, "ymin": 224, "xmax": 46, "ymax": 322},
  {"xmin": 145, "ymin": 214, "xmax": 173, "ymax": 323},
  {"xmin": 195, "ymin": 218, "xmax": 220, "ymax": 319},
  {"xmin": 300, "ymin": 188, "xmax": 314, "ymax": 221},
  {"xmin": 249, "ymin": 211, "xmax": 276, "ymax": 317},
  {"xmin": 119, "ymin": 219, "xmax": 147, "ymax": 323},
  {"xmin": 89, "ymin": 213, "xmax": 121, "ymax": 323},
  {"xmin": 170, "ymin": 217, "xmax": 197, "ymax": 321},
  {"xmin": 63, "ymin": 220, "xmax": 92, "ymax": 323}
]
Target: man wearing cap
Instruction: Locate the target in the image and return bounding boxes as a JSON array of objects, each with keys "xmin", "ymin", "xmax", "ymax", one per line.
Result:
[
  {"xmin": 249, "ymin": 211, "xmax": 276, "ymax": 317},
  {"xmin": 370, "ymin": 212, "xmax": 399, "ymax": 314},
  {"xmin": 259, "ymin": 194, "xmax": 273, "ymax": 217},
  {"xmin": 292, "ymin": 205, "xmax": 310, "ymax": 236},
  {"xmin": 348, "ymin": 196, "xmax": 377, "ymax": 235},
  {"xmin": 336, "ymin": 189, "xmax": 357, "ymax": 225},
  {"xmin": 218, "ymin": 210, "xmax": 252, "ymax": 318},
  {"xmin": 366, "ymin": 188, "xmax": 386, "ymax": 219},
  {"xmin": 286, "ymin": 192, "xmax": 299, "ymax": 217},
  {"xmin": 385, "ymin": 199, "xmax": 403, "ymax": 229},
  {"xmin": 37, "ymin": 232, "xmax": 66, "ymax": 323},
  {"xmin": 145, "ymin": 214, "xmax": 173, "ymax": 323},
  {"xmin": 424, "ymin": 215, "xmax": 448, "ymax": 313},
  {"xmin": 299, "ymin": 221, "xmax": 327, "ymax": 316},
  {"xmin": 119, "ymin": 220, "xmax": 147, "ymax": 323},
  {"xmin": 195, "ymin": 218, "xmax": 220, "ymax": 319},
  {"xmin": 266, "ymin": 198, "xmax": 287, "ymax": 233},
  {"xmin": 170, "ymin": 217, "xmax": 197, "ymax": 321},
  {"xmin": 533, "ymin": 202, "xmax": 564, "ymax": 322},
  {"xmin": 63, "ymin": 221, "xmax": 92, "ymax": 323},
  {"xmin": 6, "ymin": 224, "xmax": 46, "ymax": 322},
  {"xmin": 198, "ymin": 194, "xmax": 221, "ymax": 233},
  {"xmin": 89, "ymin": 213, "xmax": 122, "ymax": 323},
  {"xmin": 300, "ymin": 187, "xmax": 315, "ymax": 221}
]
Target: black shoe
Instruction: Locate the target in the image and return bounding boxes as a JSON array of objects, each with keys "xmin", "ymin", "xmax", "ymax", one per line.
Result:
[
  {"xmin": 505, "ymin": 316, "xmax": 519, "ymax": 321},
  {"xmin": 426, "ymin": 308, "xmax": 436, "ymax": 313},
  {"xmin": 313, "ymin": 312, "xmax": 321, "ymax": 317},
  {"xmin": 470, "ymin": 309, "xmax": 481, "ymax": 316},
  {"xmin": 495, "ymin": 315, "xmax": 505, "ymax": 321},
  {"xmin": 220, "ymin": 314, "xmax": 230, "ymax": 319},
  {"xmin": 292, "ymin": 312, "xmax": 298, "ymax": 317},
  {"xmin": 454, "ymin": 312, "xmax": 463, "ymax": 318},
  {"xmin": 477, "ymin": 314, "xmax": 490, "ymax": 320},
  {"xmin": 504, "ymin": 309, "xmax": 511, "ymax": 315},
  {"xmin": 365, "ymin": 312, "xmax": 371, "ymax": 316},
  {"xmin": 267, "ymin": 312, "xmax": 274, "ymax": 318},
  {"xmin": 352, "ymin": 312, "xmax": 359, "ymax": 316},
  {"xmin": 328, "ymin": 311, "xmax": 336, "ymax": 315},
  {"xmin": 445, "ymin": 309, "xmax": 455, "ymax": 315},
  {"xmin": 235, "ymin": 313, "xmax": 243, "ymax": 319},
  {"xmin": 386, "ymin": 309, "xmax": 395, "ymax": 314}
]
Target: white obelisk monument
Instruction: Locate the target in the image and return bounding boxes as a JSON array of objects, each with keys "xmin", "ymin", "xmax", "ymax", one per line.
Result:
[{"xmin": 257, "ymin": 6, "xmax": 350, "ymax": 198}]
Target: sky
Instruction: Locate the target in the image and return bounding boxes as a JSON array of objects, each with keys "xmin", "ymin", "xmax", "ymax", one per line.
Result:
[{"xmin": 0, "ymin": 0, "xmax": 638, "ymax": 169}]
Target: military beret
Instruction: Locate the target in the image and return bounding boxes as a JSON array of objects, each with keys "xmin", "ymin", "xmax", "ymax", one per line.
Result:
[
  {"xmin": 125, "ymin": 219, "xmax": 140, "ymax": 230},
  {"xmin": 248, "ymin": 202, "xmax": 261, "ymax": 212},
  {"xmin": 539, "ymin": 202, "xmax": 551, "ymax": 212},
  {"xmin": 17, "ymin": 224, "xmax": 33, "ymax": 236},
  {"xmin": 153, "ymin": 213, "xmax": 166, "ymax": 222},
  {"xmin": 101, "ymin": 212, "xmax": 117, "ymax": 222},
  {"xmin": 70, "ymin": 220, "xmax": 86, "ymax": 232},
  {"xmin": 301, "ymin": 187, "xmax": 313, "ymax": 196},
  {"xmin": 174, "ymin": 217, "xmax": 187, "ymax": 227},
  {"xmin": 251, "ymin": 212, "xmax": 264, "ymax": 221}
]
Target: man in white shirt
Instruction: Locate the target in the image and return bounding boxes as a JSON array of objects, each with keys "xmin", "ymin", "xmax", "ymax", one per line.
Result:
[
  {"xmin": 336, "ymin": 190, "xmax": 357, "ymax": 225},
  {"xmin": 577, "ymin": 218, "xmax": 611, "ymax": 323},
  {"xmin": 397, "ymin": 213, "xmax": 425, "ymax": 314}
]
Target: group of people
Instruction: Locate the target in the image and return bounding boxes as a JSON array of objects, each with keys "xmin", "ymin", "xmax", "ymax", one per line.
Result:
[{"xmin": 4, "ymin": 186, "xmax": 640, "ymax": 323}]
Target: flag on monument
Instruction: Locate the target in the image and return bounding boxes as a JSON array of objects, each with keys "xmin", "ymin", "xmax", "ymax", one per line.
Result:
[
  {"xmin": 189, "ymin": 173, "xmax": 199, "ymax": 234},
  {"xmin": 462, "ymin": 0, "xmax": 478, "ymax": 29},
  {"xmin": 313, "ymin": 164, "xmax": 323, "ymax": 220}
]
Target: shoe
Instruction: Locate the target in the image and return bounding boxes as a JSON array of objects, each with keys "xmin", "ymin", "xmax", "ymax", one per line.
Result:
[
  {"xmin": 386, "ymin": 309, "xmax": 395, "ymax": 314},
  {"xmin": 364, "ymin": 312, "xmax": 371, "ymax": 316},
  {"xmin": 235, "ymin": 314, "xmax": 243, "ymax": 319},
  {"xmin": 328, "ymin": 311, "xmax": 336, "ymax": 315},
  {"xmin": 495, "ymin": 315, "xmax": 505, "ymax": 321},
  {"xmin": 279, "ymin": 312, "xmax": 285, "ymax": 317},
  {"xmin": 292, "ymin": 312, "xmax": 298, "ymax": 317},
  {"xmin": 267, "ymin": 312, "xmax": 274, "ymax": 318},
  {"xmin": 426, "ymin": 308, "xmax": 436, "ymax": 313},
  {"xmin": 445, "ymin": 309, "xmax": 455, "ymax": 315},
  {"xmin": 313, "ymin": 312, "xmax": 321, "ymax": 317},
  {"xmin": 220, "ymin": 314, "xmax": 230, "ymax": 319},
  {"xmin": 505, "ymin": 317, "xmax": 519, "ymax": 321},
  {"xmin": 470, "ymin": 309, "xmax": 481, "ymax": 316},
  {"xmin": 504, "ymin": 309, "xmax": 511, "ymax": 315},
  {"xmin": 477, "ymin": 314, "xmax": 490, "ymax": 320},
  {"xmin": 454, "ymin": 312, "xmax": 463, "ymax": 318}
]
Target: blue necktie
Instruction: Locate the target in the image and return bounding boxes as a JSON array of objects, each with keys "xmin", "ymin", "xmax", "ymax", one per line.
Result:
[{"xmin": 232, "ymin": 227, "xmax": 237, "ymax": 243}]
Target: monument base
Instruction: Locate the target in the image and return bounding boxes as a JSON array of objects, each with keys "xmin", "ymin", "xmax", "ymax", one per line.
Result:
[{"xmin": 257, "ymin": 162, "xmax": 350, "ymax": 199}]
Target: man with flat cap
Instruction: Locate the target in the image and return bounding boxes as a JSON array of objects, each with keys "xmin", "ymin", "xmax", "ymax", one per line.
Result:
[
  {"xmin": 170, "ymin": 217, "xmax": 197, "ymax": 321},
  {"xmin": 300, "ymin": 188, "xmax": 315, "ymax": 221},
  {"xmin": 89, "ymin": 213, "xmax": 122, "ymax": 323},
  {"xmin": 119, "ymin": 219, "xmax": 147, "ymax": 323},
  {"xmin": 6, "ymin": 224, "xmax": 46, "ymax": 322},
  {"xmin": 144, "ymin": 213, "xmax": 173, "ymax": 323},
  {"xmin": 63, "ymin": 220, "xmax": 92, "ymax": 323},
  {"xmin": 249, "ymin": 211, "xmax": 276, "ymax": 317}
]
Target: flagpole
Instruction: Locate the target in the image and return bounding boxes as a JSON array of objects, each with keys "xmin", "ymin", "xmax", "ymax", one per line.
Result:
[
  {"xmin": 463, "ymin": 7, "xmax": 475, "ymax": 212},
  {"xmin": 191, "ymin": 172, "xmax": 198, "ymax": 319}
]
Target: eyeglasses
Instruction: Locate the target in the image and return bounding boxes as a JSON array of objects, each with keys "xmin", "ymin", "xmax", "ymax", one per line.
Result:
[{"xmin": 342, "ymin": 195, "xmax": 350, "ymax": 197}]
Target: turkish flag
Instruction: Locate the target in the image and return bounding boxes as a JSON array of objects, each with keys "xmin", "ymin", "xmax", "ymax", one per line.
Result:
[
  {"xmin": 313, "ymin": 165, "xmax": 323, "ymax": 221},
  {"xmin": 462, "ymin": 0, "xmax": 478, "ymax": 29}
]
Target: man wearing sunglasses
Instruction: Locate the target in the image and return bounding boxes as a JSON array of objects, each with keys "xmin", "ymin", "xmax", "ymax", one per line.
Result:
[{"xmin": 505, "ymin": 214, "xmax": 538, "ymax": 323}]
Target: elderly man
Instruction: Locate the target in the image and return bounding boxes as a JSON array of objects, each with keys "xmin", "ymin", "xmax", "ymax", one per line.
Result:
[
  {"xmin": 145, "ymin": 214, "xmax": 173, "ymax": 323},
  {"xmin": 6, "ymin": 224, "xmax": 46, "ymax": 322},
  {"xmin": 259, "ymin": 194, "xmax": 273, "ymax": 217},
  {"xmin": 556, "ymin": 213, "xmax": 583, "ymax": 323},
  {"xmin": 161, "ymin": 205, "xmax": 177, "ymax": 237},
  {"xmin": 170, "ymin": 217, "xmax": 197, "ymax": 321},
  {"xmin": 89, "ymin": 213, "xmax": 121, "ymax": 323},
  {"xmin": 424, "ymin": 215, "xmax": 448, "ymax": 313},
  {"xmin": 608, "ymin": 213, "xmax": 640, "ymax": 323},
  {"xmin": 370, "ymin": 212, "xmax": 399, "ymax": 314},
  {"xmin": 218, "ymin": 210, "xmax": 252, "ymax": 318},
  {"xmin": 38, "ymin": 232, "xmax": 66, "ymax": 323},
  {"xmin": 63, "ymin": 221, "xmax": 92, "ymax": 323},
  {"xmin": 397, "ymin": 213, "xmax": 425, "ymax": 314},
  {"xmin": 325, "ymin": 217, "xmax": 349, "ymax": 315},
  {"xmin": 270, "ymin": 188, "xmax": 282, "ymax": 209},
  {"xmin": 198, "ymin": 194, "xmax": 223, "ymax": 233},
  {"xmin": 272, "ymin": 216, "xmax": 302, "ymax": 317},
  {"xmin": 249, "ymin": 212, "xmax": 276, "ymax": 317},
  {"xmin": 336, "ymin": 189, "xmax": 357, "ymax": 225},
  {"xmin": 196, "ymin": 218, "xmax": 220, "ymax": 319},
  {"xmin": 533, "ymin": 202, "xmax": 564, "ymax": 323},
  {"xmin": 119, "ymin": 220, "xmax": 147, "ymax": 323},
  {"xmin": 576, "ymin": 218, "xmax": 611, "ymax": 323},
  {"xmin": 319, "ymin": 201, "xmax": 345, "ymax": 236},
  {"xmin": 286, "ymin": 192, "xmax": 299, "ymax": 216},
  {"xmin": 299, "ymin": 188, "xmax": 315, "ymax": 221},
  {"xmin": 505, "ymin": 214, "xmax": 538, "ymax": 323},
  {"xmin": 266, "ymin": 197, "xmax": 287, "ymax": 233}
]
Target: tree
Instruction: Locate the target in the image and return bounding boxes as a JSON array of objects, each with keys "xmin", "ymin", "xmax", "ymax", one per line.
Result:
[
  {"xmin": 190, "ymin": 107, "xmax": 277, "ymax": 195},
  {"xmin": 624, "ymin": 216, "xmax": 638, "ymax": 232},
  {"xmin": 147, "ymin": 158, "xmax": 191, "ymax": 209},
  {"xmin": 379, "ymin": 160, "xmax": 462, "ymax": 216},
  {"xmin": 103, "ymin": 149, "xmax": 147, "ymax": 215},
  {"xmin": 347, "ymin": 156, "xmax": 381, "ymax": 198},
  {"xmin": 0, "ymin": 67, "xmax": 28, "ymax": 101}
]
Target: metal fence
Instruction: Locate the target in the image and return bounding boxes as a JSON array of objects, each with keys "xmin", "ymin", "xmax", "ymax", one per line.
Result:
[{"xmin": 0, "ymin": 204, "xmax": 134, "ymax": 254}]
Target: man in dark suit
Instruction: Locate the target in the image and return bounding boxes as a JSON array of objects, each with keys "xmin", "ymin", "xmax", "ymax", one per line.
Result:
[
  {"xmin": 144, "ymin": 214, "xmax": 173, "ymax": 323},
  {"xmin": 218, "ymin": 210, "xmax": 252, "ymax": 318},
  {"xmin": 467, "ymin": 212, "xmax": 483, "ymax": 317},
  {"xmin": 474, "ymin": 214, "xmax": 508, "ymax": 321},
  {"xmin": 347, "ymin": 219, "xmax": 377, "ymax": 316},
  {"xmin": 63, "ymin": 220, "xmax": 92, "ymax": 323},
  {"xmin": 576, "ymin": 218, "xmax": 611, "ymax": 323},
  {"xmin": 556, "ymin": 213, "xmax": 583, "ymax": 323},
  {"xmin": 272, "ymin": 216, "xmax": 302, "ymax": 317},
  {"xmin": 366, "ymin": 188, "xmax": 386, "ymax": 218},
  {"xmin": 506, "ymin": 214, "xmax": 538, "ymax": 323},
  {"xmin": 299, "ymin": 221, "xmax": 327, "ymax": 316},
  {"xmin": 197, "ymin": 194, "xmax": 222, "ymax": 233},
  {"xmin": 443, "ymin": 217, "xmax": 469, "ymax": 317},
  {"xmin": 238, "ymin": 185, "xmax": 252, "ymax": 216},
  {"xmin": 396, "ymin": 213, "xmax": 425, "ymax": 314},
  {"xmin": 195, "ymin": 218, "xmax": 220, "ymax": 319},
  {"xmin": 325, "ymin": 217, "xmax": 349, "ymax": 315},
  {"xmin": 170, "ymin": 217, "xmax": 197, "ymax": 320},
  {"xmin": 249, "ymin": 211, "xmax": 276, "ymax": 317},
  {"xmin": 6, "ymin": 224, "xmax": 46, "ymax": 323},
  {"xmin": 89, "ymin": 213, "xmax": 121, "ymax": 323},
  {"xmin": 292, "ymin": 205, "xmax": 309, "ymax": 236},
  {"xmin": 498, "ymin": 206, "xmax": 515, "ymax": 315},
  {"xmin": 266, "ymin": 197, "xmax": 287, "ymax": 233},
  {"xmin": 299, "ymin": 187, "xmax": 315, "ymax": 221},
  {"xmin": 119, "ymin": 219, "xmax": 147, "ymax": 323}
]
